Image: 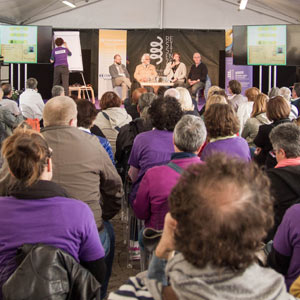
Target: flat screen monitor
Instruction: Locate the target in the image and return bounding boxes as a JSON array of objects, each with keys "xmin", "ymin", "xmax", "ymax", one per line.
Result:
[
  {"xmin": 233, "ymin": 24, "xmax": 300, "ymax": 66},
  {"xmin": 247, "ymin": 25, "xmax": 286, "ymax": 66},
  {"xmin": 0, "ymin": 25, "xmax": 38, "ymax": 63},
  {"xmin": 0, "ymin": 25, "xmax": 52, "ymax": 64}
]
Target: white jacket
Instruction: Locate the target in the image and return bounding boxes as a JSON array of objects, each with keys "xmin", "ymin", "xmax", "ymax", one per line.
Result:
[{"xmin": 19, "ymin": 89, "xmax": 44, "ymax": 120}]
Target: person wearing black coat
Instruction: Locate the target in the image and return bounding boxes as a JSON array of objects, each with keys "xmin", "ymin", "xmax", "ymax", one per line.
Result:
[
  {"xmin": 265, "ymin": 123, "xmax": 300, "ymax": 241},
  {"xmin": 254, "ymin": 96, "xmax": 291, "ymax": 168}
]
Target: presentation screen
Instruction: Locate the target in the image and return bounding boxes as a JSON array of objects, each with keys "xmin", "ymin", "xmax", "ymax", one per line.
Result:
[
  {"xmin": 247, "ymin": 25, "xmax": 286, "ymax": 66},
  {"xmin": 0, "ymin": 25, "xmax": 38, "ymax": 63}
]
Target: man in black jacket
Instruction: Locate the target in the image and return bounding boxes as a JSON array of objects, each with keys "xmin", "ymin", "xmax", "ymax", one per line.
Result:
[
  {"xmin": 291, "ymin": 82, "xmax": 300, "ymax": 114},
  {"xmin": 266, "ymin": 123, "xmax": 300, "ymax": 241},
  {"xmin": 186, "ymin": 52, "xmax": 208, "ymax": 97}
]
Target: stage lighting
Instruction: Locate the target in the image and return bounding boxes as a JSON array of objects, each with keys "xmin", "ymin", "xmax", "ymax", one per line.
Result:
[
  {"xmin": 62, "ymin": 1, "xmax": 76, "ymax": 8},
  {"xmin": 239, "ymin": 0, "xmax": 248, "ymax": 10}
]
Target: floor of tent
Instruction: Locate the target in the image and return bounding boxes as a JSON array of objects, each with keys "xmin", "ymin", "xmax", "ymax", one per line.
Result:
[{"xmin": 107, "ymin": 214, "xmax": 140, "ymax": 298}]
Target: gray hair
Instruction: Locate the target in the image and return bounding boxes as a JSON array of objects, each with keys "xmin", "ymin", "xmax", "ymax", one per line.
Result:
[
  {"xmin": 268, "ymin": 87, "xmax": 280, "ymax": 99},
  {"xmin": 141, "ymin": 53, "xmax": 150, "ymax": 63},
  {"xmin": 270, "ymin": 123, "xmax": 300, "ymax": 158},
  {"xmin": 174, "ymin": 115, "xmax": 207, "ymax": 152},
  {"xmin": 138, "ymin": 92, "xmax": 156, "ymax": 119},
  {"xmin": 176, "ymin": 87, "xmax": 194, "ymax": 111},
  {"xmin": 164, "ymin": 88, "xmax": 180, "ymax": 100},
  {"xmin": 26, "ymin": 78, "xmax": 38, "ymax": 89},
  {"xmin": 51, "ymin": 85, "xmax": 65, "ymax": 97},
  {"xmin": 279, "ymin": 87, "xmax": 292, "ymax": 102}
]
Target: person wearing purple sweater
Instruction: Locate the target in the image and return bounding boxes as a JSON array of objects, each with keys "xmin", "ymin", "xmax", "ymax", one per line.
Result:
[
  {"xmin": 128, "ymin": 96, "xmax": 183, "ymax": 204},
  {"xmin": 201, "ymin": 103, "xmax": 251, "ymax": 162},
  {"xmin": 0, "ymin": 128, "xmax": 105, "ymax": 299},
  {"xmin": 50, "ymin": 37, "xmax": 72, "ymax": 96},
  {"xmin": 134, "ymin": 115, "xmax": 207, "ymax": 230}
]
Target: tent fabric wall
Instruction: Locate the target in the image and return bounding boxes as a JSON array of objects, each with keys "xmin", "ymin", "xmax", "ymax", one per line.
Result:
[{"xmin": 30, "ymin": 0, "xmax": 290, "ymax": 29}]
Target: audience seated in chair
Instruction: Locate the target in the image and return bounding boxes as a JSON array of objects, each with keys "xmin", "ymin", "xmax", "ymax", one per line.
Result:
[
  {"xmin": 94, "ymin": 91, "xmax": 132, "ymax": 155},
  {"xmin": 134, "ymin": 115, "xmax": 206, "ymax": 230},
  {"xmin": 19, "ymin": 78, "xmax": 44, "ymax": 120},
  {"xmin": 115, "ymin": 92, "xmax": 156, "ymax": 182},
  {"xmin": 254, "ymin": 96, "xmax": 291, "ymax": 168},
  {"xmin": 76, "ymin": 99, "xmax": 115, "ymax": 164},
  {"xmin": 0, "ymin": 88, "xmax": 24, "ymax": 151},
  {"xmin": 3, "ymin": 244, "xmax": 102, "ymax": 300},
  {"xmin": 241, "ymin": 93, "xmax": 270, "ymax": 149},
  {"xmin": 199, "ymin": 91, "xmax": 228, "ymax": 116},
  {"xmin": 265, "ymin": 123, "xmax": 300, "ymax": 241},
  {"xmin": 51, "ymin": 85, "xmax": 65, "ymax": 97},
  {"xmin": 201, "ymin": 103, "xmax": 251, "ymax": 162},
  {"xmin": 227, "ymin": 79, "xmax": 246, "ymax": 112},
  {"xmin": 128, "ymin": 96, "xmax": 183, "ymax": 204},
  {"xmin": 125, "ymin": 88, "xmax": 147, "ymax": 120},
  {"xmin": 176, "ymin": 87, "xmax": 199, "ymax": 116},
  {"xmin": 109, "ymin": 154, "xmax": 294, "ymax": 300},
  {"xmin": 237, "ymin": 87, "xmax": 260, "ymax": 134},
  {"xmin": 41, "ymin": 96, "xmax": 123, "ymax": 298},
  {"xmin": 279, "ymin": 87, "xmax": 298, "ymax": 121},
  {"xmin": 0, "ymin": 84, "xmax": 20, "ymax": 116},
  {"xmin": 0, "ymin": 128, "xmax": 106, "ymax": 299}
]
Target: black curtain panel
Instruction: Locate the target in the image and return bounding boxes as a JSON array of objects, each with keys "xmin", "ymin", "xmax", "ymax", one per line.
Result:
[{"xmin": 127, "ymin": 29, "xmax": 225, "ymax": 86}]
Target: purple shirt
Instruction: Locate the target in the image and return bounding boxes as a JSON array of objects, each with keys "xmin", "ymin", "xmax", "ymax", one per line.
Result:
[
  {"xmin": 134, "ymin": 156, "xmax": 202, "ymax": 229},
  {"xmin": 201, "ymin": 136, "xmax": 251, "ymax": 162},
  {"xmin": 51, "ymin": 46, "xmax": 71, "ymax": 67},
  {"xmin": 128, "ymin": 129, "xmax": 174, "ymax": 203},
  {"xmin": 0, "ymin": 195, "xmax": 104, "ymax": 283},
  {"xmin": 274, "ymin": 204, "xmax": 300, "ymax": 289}
]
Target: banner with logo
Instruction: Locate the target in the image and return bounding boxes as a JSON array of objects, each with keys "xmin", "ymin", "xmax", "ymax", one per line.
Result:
[
  {"xmin": 225, "ymin": 29, "xmax": 253, "ymax": 95},
  {"xmin": 98, "ymin": 29, "xmax": 127, "ymax": 99},
  {"xmin": 127, "ymin": 29, "xmax": 225, "ymax": 86}
]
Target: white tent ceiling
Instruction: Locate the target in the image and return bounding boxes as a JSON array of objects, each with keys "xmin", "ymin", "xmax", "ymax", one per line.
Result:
[{"xmin": 0, "ymin": 0, "xmax": 298, "ymax": 27}]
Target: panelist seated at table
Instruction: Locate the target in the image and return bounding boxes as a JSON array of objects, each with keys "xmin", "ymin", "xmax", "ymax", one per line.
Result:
[
  {"xmin": 186, "ymin": 52, "xmax": 208, "ymax": 97},
  {"xmin": 134, "ymin": 53, "xmax": 158, "ymax": 83},
  {"xmin": 109, "ymin": 54, "xmax": 131, "ymax": 101},
  {"xmin": 163, "ymin": 52, "xmax": 187, "ymax": 86}
]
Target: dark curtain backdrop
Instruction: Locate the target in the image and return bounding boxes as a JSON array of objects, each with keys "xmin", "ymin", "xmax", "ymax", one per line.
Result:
[
  {"xmin": 127, "ymin": 29, "xmax": 225, "ymax": 86},
  {"xmin": 10, "ymin": 29, "xmax": 300, "ymax": 99}
]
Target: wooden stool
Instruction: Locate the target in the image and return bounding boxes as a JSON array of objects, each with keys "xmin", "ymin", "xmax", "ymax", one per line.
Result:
[{"xmin": 69, "ymin": 86, "xmax": 95, "ymax": 104}]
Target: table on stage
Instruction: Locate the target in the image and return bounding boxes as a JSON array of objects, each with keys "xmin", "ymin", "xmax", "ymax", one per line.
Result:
[
  {"xmin": 140, "ymin": 82, "xmax": 174, "ymax": 87},
  {"xmin": 140, "ymin": 82, "xmax": 174, "ymax": 93},
  {"xmin": 69, "ymin": 86, "xmax": 95, "ymax": 104}
]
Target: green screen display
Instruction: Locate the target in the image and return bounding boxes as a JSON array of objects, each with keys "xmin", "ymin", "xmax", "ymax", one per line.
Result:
[
  {"xmin": 247, "ymin": 25, "xmax": 286, "ymax": 66},
  {"xmin": 0, "ymin": 25, "xmax": 38, "ymax": 63}
]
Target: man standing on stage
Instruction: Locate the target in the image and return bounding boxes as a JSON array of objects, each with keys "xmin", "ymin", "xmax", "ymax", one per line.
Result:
[
  {"xmin": 109, "ymin": 54, "xmax": 131, "ymax": 101},
  {"xmin": 187, "ymin": 52, "xmax": 208, "ymax": 97},
  {"xmin": 50, "ymin": 38, "xmax": 72, "ymax": 97}
]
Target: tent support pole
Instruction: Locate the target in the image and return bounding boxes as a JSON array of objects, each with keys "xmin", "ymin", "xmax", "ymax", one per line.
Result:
[{"xmin": 160, "ymin": 0, "xmax": 164, "ymax": 29}]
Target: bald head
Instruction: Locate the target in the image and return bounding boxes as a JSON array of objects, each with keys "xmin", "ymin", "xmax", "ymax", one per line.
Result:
[
  {"xmin": 193, "ymin": 52, "xmax": 201, "ymax": 65},
  {"xmin": 43, "ymin": 96, "xmax": 77, "ymax": 127}
]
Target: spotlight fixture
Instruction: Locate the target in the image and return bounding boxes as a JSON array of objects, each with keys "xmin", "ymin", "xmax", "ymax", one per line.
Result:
[
  {"xmin": 239, "ymin": 0, "xmax": 248, "ymax": 10},
  {"xmin": 62, "ymin": 0, "xmax": 76, "ymax": 8}
]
